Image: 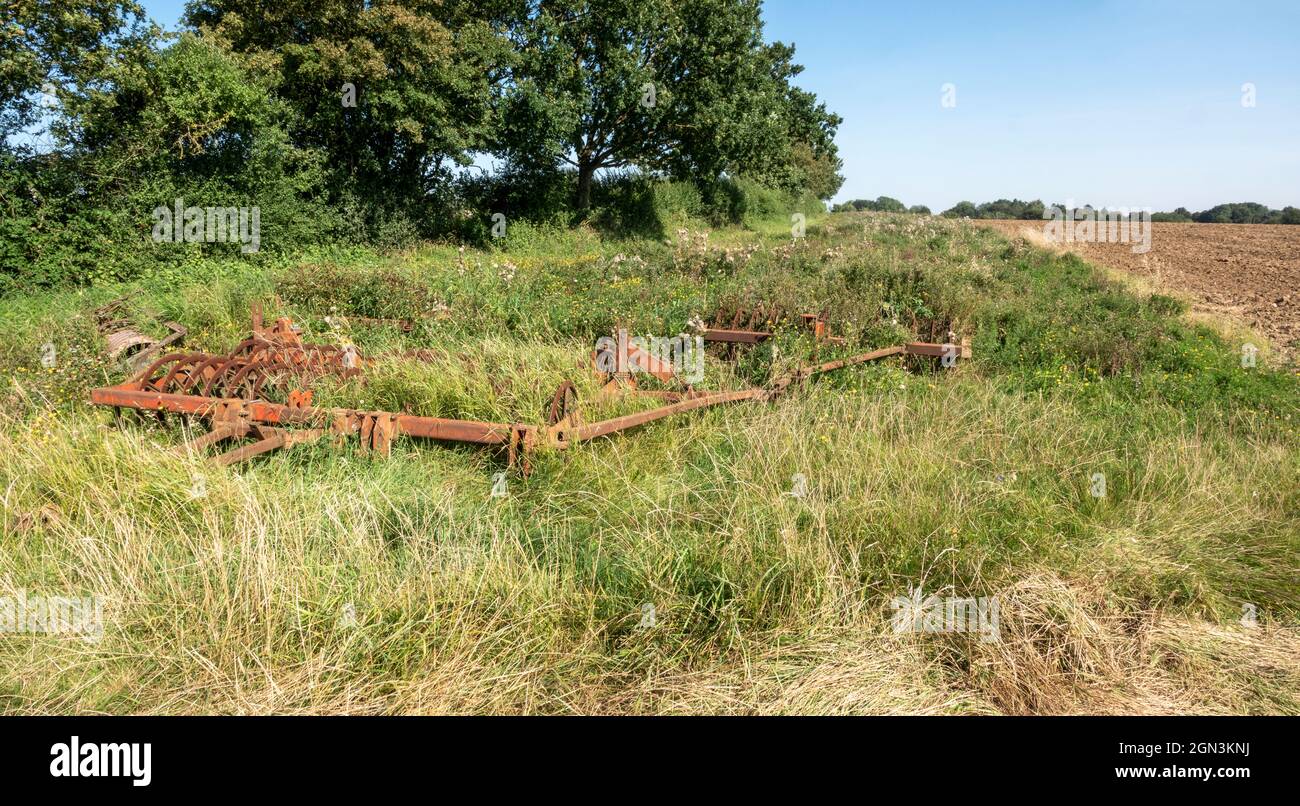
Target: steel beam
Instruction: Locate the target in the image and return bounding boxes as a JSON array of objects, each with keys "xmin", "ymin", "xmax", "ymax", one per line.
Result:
[
  {"xmin": 90, "ymin": 385, "xmax": 516, "ymax": 446},
  {"xmin": 550, "ymin": 388, "xmax": 764, "ymax": 447}
]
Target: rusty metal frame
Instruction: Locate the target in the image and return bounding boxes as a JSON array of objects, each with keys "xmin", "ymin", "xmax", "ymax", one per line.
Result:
[
  {"xmin": 544, "ymin": 339, "xmax": 972, "ymax": 450},
  {"xmin": 95, "ymin": 292, "xmax": 189, "ymax": 372},
  {"xmin": 701, "ymin": 310, "xmax": 849, "ymax": 364},
  {"xmin": 93, "ymin": 385, "xmax": 528, "ymax": 466},
  {"xmin": 90, "ymin": 304, "xmax": 970, "ymax": 476},
  {"xmin": 92, "ymin": 306, "xmax": 534, "ymax": 471}
]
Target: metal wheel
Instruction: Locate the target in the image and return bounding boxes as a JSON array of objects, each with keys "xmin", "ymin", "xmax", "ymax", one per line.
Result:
[{"xmin": 547, "ymin": 380, "xmax": 579, "ymax": 426}]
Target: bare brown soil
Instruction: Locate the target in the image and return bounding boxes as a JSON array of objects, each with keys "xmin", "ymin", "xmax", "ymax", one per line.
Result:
[{"xmin": 978, "ymin": 219, "xmax": 1299, "ymax": 363}]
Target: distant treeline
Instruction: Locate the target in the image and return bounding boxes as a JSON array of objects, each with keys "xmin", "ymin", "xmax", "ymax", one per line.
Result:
[
  {"xmin": 829, "ymin": 197, "xmax": 931, "ymax": 215},
  {"xmin": 833, "ymin": 197, "xmax": 1300, "ymax": 224}
]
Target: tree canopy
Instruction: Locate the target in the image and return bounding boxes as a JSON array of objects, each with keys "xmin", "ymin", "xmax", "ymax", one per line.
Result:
[
  {"xmin": 2, "ymin": 0, "xmax": 152, "ymax": 145},
  {"xmin": 497, "ymin": 0, "xmax": 841, "ymax": 209},
  {"xmin": 182, "ymin": 0, "xmax": 513, "ymax": 205},
  {"xmin": 3, "ymin": 0, "xmax": 842, "ymax": 287}
]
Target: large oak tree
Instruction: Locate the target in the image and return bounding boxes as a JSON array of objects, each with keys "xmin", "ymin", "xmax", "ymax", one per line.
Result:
[
  {"xmin": 183, "ymin": 0, "xmax": 515, "ymax": 203},
  {"xmin": 497, "ymin": 0, "xmax": 841, "ymax": 210}
]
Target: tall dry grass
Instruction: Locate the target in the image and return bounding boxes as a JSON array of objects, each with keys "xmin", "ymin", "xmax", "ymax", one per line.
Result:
[{"xmin": 0, "ymin": 212, "xmax": 1295, "ymax": 714}]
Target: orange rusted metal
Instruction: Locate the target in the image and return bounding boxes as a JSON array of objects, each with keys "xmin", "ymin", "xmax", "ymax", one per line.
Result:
[
  {"xmin": 95, "ymin": 292, "xmax": 189, "ymax": 372},
  {"xmin": 92, "ymin": 304, "xmax": 971, "ymax": 476},
  {"xmin": 94, "ymin": 309, "xmax": 530, "ymax": 471},
  {"xmin": 702, "ymin": 309, "xmax": 842, "ymax": 352},
  {"xmin": 593, "ymin": 330, "xmax": 680, "ymax": 383},
  {"xmin": 546, "ymin": 388, "xmax": 765, "ymax": 449}
]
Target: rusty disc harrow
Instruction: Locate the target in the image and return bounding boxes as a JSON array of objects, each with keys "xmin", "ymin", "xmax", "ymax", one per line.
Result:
[{"xmin": 92, "ymin": 302, "xmax": 972, "ymax": 476}]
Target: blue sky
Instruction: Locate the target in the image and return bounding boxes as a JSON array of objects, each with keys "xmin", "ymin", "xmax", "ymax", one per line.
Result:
[{"xmin": 138, "ymin": 0, "xmax": 1300, "ymax": 211}]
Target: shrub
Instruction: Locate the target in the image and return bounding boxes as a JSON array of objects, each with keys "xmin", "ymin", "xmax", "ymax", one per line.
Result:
[
  {"xmin": 589, "ymin": 173, "xmax": 701, "ymax": 239},
  {"xmin": 1, "ymin": 34, "xmax": 333, "ymax": 292}
]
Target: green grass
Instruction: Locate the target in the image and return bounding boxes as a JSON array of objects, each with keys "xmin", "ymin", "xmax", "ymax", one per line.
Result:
[{"xmin": 0, "ymin": 211, "xmax": 1296, "ymax": 714}]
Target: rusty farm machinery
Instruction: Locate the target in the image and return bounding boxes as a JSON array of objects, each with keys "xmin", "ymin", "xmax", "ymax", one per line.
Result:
[
  {"xmin": 94, "ymin": 291, "xmax": 189, "ymax": 373},
  {"xmin": 90, "ymin": 303, "xmax": 970, "ymax": 476}
]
